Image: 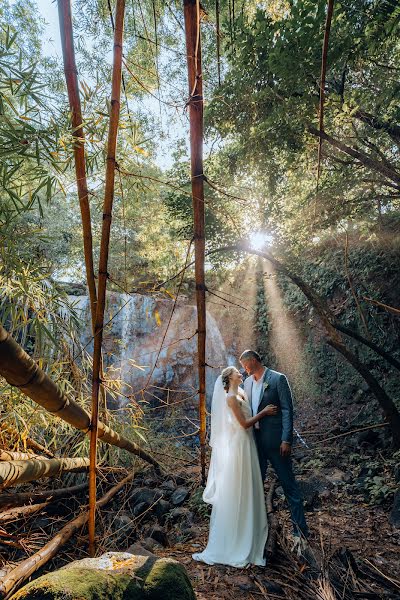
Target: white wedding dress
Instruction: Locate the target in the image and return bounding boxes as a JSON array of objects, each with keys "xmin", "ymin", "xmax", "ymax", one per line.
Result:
[{"xmin": 192, "ymin": 377, "xmax": 268, "ymax": 567}]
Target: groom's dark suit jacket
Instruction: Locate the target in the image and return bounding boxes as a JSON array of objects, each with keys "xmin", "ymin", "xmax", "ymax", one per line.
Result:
[{"xmin": 243, "ymin": 368, "xmax": 294, "ymax": 448}]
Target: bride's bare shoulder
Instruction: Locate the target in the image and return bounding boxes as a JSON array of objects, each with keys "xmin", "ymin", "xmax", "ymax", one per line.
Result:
[
  {"xmin": 238, "ymin": 388, "xmax": 248, "ymax": 401},
  {"xmin": 226, "ymin": 393, "xmax": 239, "ymax": 405}
]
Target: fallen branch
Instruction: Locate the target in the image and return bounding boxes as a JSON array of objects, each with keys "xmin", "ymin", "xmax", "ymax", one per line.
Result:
[
  {"xmin": 0, "ymin": 502, "xmax": 50, "ymax": 523},
  {"xmin": 0, "ymin": 457, "xmax": 89, "ymax": 489},
  {"xmin": 0, "ymin": 482, "xmax": 88, "ymax": 510},
  {"xmin": 0, "ymin": 472, "xmax": 134, "ymax": 599}
]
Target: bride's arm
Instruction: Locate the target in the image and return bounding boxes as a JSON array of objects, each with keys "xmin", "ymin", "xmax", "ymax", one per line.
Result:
[{"xmin": 227, "ymin": 395, "xmax": 277, "ymax": 429}]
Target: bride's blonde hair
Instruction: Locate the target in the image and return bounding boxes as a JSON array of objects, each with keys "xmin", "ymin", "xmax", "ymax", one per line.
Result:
[{"xmin": 221, "ymin": 366, "xmax": 236, "ymax": 392}]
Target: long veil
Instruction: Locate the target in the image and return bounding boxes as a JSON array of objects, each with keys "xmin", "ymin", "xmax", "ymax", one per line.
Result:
[{"xmin": 203, "ymin": 375, "xmax": 230, "ymax": 505}]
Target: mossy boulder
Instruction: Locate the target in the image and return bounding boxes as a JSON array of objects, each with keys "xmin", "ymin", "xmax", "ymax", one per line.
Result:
[{"xmin": 10, "ymin": 552, "xmax": 196, "ymax": 600}]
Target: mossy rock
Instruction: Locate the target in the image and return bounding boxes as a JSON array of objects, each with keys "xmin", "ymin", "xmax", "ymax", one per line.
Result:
[{"xmin": 10, "ymin": 552, "xmax": 196, "ymax": 600}]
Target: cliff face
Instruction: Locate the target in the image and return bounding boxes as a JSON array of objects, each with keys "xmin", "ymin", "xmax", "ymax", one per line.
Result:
[{"xmin": 70, "ymin": 292, "xmax": 228, "ymax": 407}]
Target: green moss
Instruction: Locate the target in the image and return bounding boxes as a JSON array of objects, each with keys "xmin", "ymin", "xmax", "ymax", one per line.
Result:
[
  {"xmin": 10, "ymin": 568, "xmax": 142, "ymax": 600},
  {"xmin": 144, "ymin": 559, "xmax": 196, "ymax": 600},
  {"xmin": 11, "ymin": 556, "xmax": 196, "ymax": 600}
]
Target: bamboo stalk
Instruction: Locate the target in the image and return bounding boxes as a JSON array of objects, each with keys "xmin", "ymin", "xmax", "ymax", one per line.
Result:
[
  {"xmin": 316, "ymin": 0, "xmax": 334, "ymax": 193},
  {"xmin": 0, "ymin": 457, "xmax": 89, "ymax": 489},
  {"xmin": 215, "ymin": 0, "xmax": 221, "ymax": 86},
  {"xmin": 57, "ymin": 0, "xmax": 97, "ymax": 324},
  {"xmin": 0, "ymin": 323, "xmax": 161, "ymax": 469},
  {"xmin": 183, "ymin": 0, "xmax": 207, "ymax": 486},
  {"xmin": 0, "ymin": 473, "xmax": 134, "ymax": 600},
  {"xmin": 89, "ymin": 0, "xmax": 126, "ymax": 557},
  {"xmin": 0, "ymin": 451, "xmax": 41, "ymax": 461},
  {"xmin": 0, "ymin": 483, "xmax": 88, "ymax": 510}
]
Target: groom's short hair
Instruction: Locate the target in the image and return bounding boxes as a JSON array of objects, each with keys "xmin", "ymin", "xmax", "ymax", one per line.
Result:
[{"xmin": 240, "ymin": 349, "xmax": 262, "ymax": 363}]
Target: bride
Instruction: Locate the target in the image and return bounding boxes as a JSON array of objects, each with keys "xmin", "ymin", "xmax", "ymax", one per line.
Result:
[{"xmin": 192, "ymin": 366, "xmax": 278, "ymax": 567}]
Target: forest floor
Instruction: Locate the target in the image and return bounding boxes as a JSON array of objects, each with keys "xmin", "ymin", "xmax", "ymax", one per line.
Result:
[{"xmin": 2, "ymin": 389, "xmax": 399, "ymax": 599}]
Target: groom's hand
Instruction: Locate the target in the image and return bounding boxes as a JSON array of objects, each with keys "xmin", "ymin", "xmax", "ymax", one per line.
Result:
[{"xmin": 280, "ymin": 441, "xmax": 291, "ymax": 457}]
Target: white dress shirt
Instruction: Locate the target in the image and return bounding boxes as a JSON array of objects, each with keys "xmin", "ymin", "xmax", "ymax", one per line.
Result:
[{"xmin": 251, "ymin": 368, "xmax": 266, "ymax": 416}]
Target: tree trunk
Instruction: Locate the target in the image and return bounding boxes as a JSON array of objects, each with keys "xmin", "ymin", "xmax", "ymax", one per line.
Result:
[
  {"xmin": 333, "ymin": 322, "xmax": 400, "ymax": 372},
  {"xmin": 0, "ymin": 323, "xmax": 161, "ymax": 469},
  {"xmin": 0, "ymin": 473, "xmax": 134, "ymax": 599},
  {"xmin": 183, "ymin": 0, "xmax": 207, "ymax": 486},
  {"xmin": 0, "ymin": 483, "xmax": 88, "ymax": 511},
  {"xmin": 0, "ymin": 457, "xmax": 89, "ymax": 489}
]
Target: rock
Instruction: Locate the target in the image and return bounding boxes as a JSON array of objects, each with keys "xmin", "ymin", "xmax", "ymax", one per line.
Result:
[
  {"xmin": 71, "ymin": 292, "xmax": 228, "ymax": 406},
  {"xmin": 325, "ymin": 468, "xmax": 346, "ymax": 485},
  {"xmin": 160, "ymin": 480, "xmax": 176, "ymax": 493},
  {"xmin": 11, "ymin": 552, "xmax": 196, "ymax": 600},
  {"xmin": 126, "ymin": 543, "xmax": 155, "ymax": 557},
  {"xmin": 144, "ymin": 477, "xmax": 158, "ymax": 488},
  {"xmin": 298, "ymin": 475, "xmax": 333, "ymax": 510},
  {"xmin": 319, "ymin": 489, "xmax": 332, "ymax": 501},
  {"xmin": 394, "ymin": 464, "xmax": 400, "ymax": 483},
  {"xmin": 130, "ymin": 487, "xmax": 164, "ymax": 508},
  {"xmin": 389, "ymin": 489, "xmax": 400, "ymax": 527},
  {"xmin": 169, "ymin": 507, "xmax": 193, "ymax": 526},
  {"xmin": 171, "ymin": 488, "xmax": 190, "ymax": 506},
  {"xmin": 113, "ymin": 513, "xmax": 134, "ymax": 531},
  {"xmin": 180, "ymin": 527, "xmax": 199, "ymax": 541},
  {"xmin": 145, "ymin": 525, "xmax": 169, "ymax": 547},
  {"xmin": 133, "ymin": 501, "xmax": 150, "ymax": 518},
  {"xmin": 142, "ymin": 537, "xmax": 163, "ymax": 552},
  {"xmin": 155, "ymin": 499, "xmax": 172, "ymax": 523},
  {"xmin": 175, "ymin": 476, "xmax": 187, "ymax": 486}
]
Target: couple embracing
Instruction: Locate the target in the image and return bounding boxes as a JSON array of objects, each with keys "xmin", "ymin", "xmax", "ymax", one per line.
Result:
[{"xmin": 193, "ymin": 350, "xmax": 308, "ymax": 568}]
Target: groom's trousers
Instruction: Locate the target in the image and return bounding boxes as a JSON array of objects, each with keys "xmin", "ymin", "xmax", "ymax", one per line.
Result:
[{"xmin": 258, "ymin": 447, "xmax": 309, "ymax": 538}]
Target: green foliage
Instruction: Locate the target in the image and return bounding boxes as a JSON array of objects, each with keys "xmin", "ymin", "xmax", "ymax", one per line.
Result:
[
  {"xmin": 253, "ymin": 265, "xmax": 272, "ymax": 364},
  {"xmin": 276, "ymin": 237, "xmax": 400, "ymax": 408}
]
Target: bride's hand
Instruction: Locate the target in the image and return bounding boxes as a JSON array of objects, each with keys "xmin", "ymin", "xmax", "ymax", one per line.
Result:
[{"xmin": 261, "ymin": 404, "xmax": 279, "ymax": 416}]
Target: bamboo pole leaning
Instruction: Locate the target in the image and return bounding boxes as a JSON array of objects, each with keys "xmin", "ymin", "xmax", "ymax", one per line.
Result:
[
  {"xmin": 89, "ymin": 0, "xmax": 125, "ymax": 557},
  {"xmin": 0, "ymin": 457, "xmax": 89, "ymax": 489},
  {"xmin": 0, "ymin": 323, "xmax": 161, "ymax": 470},
  {"xmin": 0, "ymin": 451, "xmax": 41, "ymax": 461},
  {"xmin": 183, "ymin": 0, "xmax": 207, "ymax": 486},
  {"xmin": 0, "ymin": 473, "xmax": 135, "ymax": 600}
]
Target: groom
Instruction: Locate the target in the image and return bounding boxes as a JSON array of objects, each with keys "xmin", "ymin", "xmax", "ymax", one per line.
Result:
[{"xmin": 240, "ymin": 349, "xmax": 309, "ymax": 540}]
